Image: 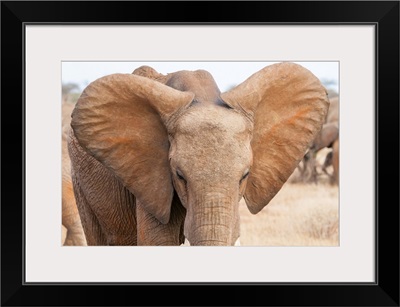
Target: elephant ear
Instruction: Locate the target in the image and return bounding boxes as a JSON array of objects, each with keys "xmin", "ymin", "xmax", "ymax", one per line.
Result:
[
  {"xmin": 221, "ymin": 62, "xmax": 329, "ymax": 214},
  {"xmin": 71, "ymin": 73, "xmax": 194, "ymax": 224}
]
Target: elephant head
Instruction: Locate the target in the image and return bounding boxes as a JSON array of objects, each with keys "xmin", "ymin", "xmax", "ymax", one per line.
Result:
[{"xmin": 70, "ymin": 62, "xmax": 329, "ymax": 246}]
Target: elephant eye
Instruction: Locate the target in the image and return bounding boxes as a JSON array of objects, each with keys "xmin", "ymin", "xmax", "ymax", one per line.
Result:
[
  {"xmin": 176, "ymin": 169, "xmax": 186, "ymax": 183},
  {"xmin": 240, "ymin": 170, "xmax": 250, "ymax": 184}
]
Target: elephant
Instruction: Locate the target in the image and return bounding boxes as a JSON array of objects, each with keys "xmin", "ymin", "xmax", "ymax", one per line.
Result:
[
  {"xmin": 62, "ymin": 102, "xmax": 87, "ymax": 246},
  {"xmin": 298, "ymin": 95, "xmax": 339, "ymax": 184},
  {"xmin": 326, "ymin": 95, "xmax": 339, "ymax": 123},
  {"xmin": 67, "ymin": 62, "xmax": 329, "ymax": 246},
  {"xmin": 321, "ymin": 136, "xmax": 339, "ymax": 184},
  {"xmin": 319, "ymin": 96, "xmax": 339, "ymax": 184},
  {"xmin": 331, "ymin": 137, "xmax": 339, "ymax": 184},
  {"xmin": 313, "ymin": 121, "xmax": 339, "ymax": 152}
]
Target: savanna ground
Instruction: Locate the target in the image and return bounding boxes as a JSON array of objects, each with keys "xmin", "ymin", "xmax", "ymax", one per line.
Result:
[
  {"xmin": 239, "ymin": 180, "xmax": 338, "ymax": 246},
  {"xmin": 238, "ymin": 148, "xmax": 338, "ymax": 247}
]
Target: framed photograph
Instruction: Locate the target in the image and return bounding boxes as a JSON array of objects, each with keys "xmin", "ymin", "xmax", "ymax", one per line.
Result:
[{"xmin": 2, "ymin": 1, "xmax": 399, "ymax": 306}]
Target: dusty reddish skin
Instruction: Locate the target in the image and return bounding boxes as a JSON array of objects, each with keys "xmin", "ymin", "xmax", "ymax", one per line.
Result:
[{"xmin": 68, "ymin": 63, "xmax": 329, "ymax": 246}]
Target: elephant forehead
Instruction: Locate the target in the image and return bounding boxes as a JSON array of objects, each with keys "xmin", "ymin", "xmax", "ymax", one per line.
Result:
[
  {"xmin": 175, "ymin": 105, "xmax": 251, "ymax": 135},
  {"xmin": 171, "ymin": 106, "xmax": 253, "ymax": 169}
]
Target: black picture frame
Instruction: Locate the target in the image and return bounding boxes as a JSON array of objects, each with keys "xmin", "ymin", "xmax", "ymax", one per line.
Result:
[{"xmin": 2, "ymin": 1, "xmax": 399, "ymax": 306}]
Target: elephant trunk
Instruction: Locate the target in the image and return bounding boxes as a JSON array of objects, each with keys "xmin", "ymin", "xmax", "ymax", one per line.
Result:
[{"xmin": 185, "ymin": 191, "xmax": 240, "ymax": 246}]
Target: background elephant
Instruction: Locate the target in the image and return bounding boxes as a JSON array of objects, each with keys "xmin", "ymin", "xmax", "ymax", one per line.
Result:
[
  {"xmin": 68, "ymin": 62, "xmax": 329, "ymax": 246},
  {"xmin": 62, "ymin": 102, "xmax": 86, "ymax": 246},
  {"xmin": 320, "ymin": 136, "xmax": 339, "ymax": 181},
  {"xmin": 323, "ymin": 96, "xmax": 339, "ymax": 184},
  {"xmin": 332, "ymin": 138, "xmax": 339, "ymax": 184},
  {"xmin": 313, "ymin": 122, "xmax": 339, "ymax": 152},
  {"xmin": 298, "ymin": 95, "xmax": 339, "ymax": 184}
]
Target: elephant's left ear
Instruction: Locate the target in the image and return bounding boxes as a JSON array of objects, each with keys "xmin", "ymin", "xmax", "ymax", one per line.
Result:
[{"xmin": 221, "ymin": 62, "xmax": 329, "ymax": 214}]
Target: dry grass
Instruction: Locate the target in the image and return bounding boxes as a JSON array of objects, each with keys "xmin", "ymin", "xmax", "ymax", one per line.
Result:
[{"xmin": 239, "ymin": 182, "xmax": 339, "ymax": 246}]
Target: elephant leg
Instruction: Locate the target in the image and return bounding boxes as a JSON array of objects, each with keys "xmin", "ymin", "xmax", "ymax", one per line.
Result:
[
  {"xmin": 299, "ymin": 152, "xmax": 310, "ymax": 181},
  {"xmin": 92, "ymin": 186, "xmax": 137, "ymax": 246},
  {"xmin": 304, "ymin": 150, "xmax": 318, "ymax": 183},
  {"xmin": 69, "ymin": 130, "xmax": 137, "ymax": 246},
  {"xmin": 299, "ymin": 150, "xmax": 318, "ymax": 183},
  {"xmin": 63, "ymin": 219, "xmax": 87, "ymax": 246},
  {"xmin": 62, "ymin": 182, "xmax": 87, "ymax": 246},
  {"xmin": 322, "ymin": 151, "xmax": 333, "ymax": 177},
  {"xmin": 137, "ymin": 195, "xmax": 186, "ymax": 246},
  {"xmin": 310, "ymin": 155, "xmax": 318, "ymax": 184},
  {"xmin": 77, "ymin": 192, "xmax": 137, "ymax": 246},
  {"xmin": 62, "ymin": 200, "xmax": 87, "ymax": 246},
  {"xmin": 82, "ymin": 189, "xmax": 137, "ymax": 246},
  {"xmin": 72, "ymin": 180, "xmax": 107, "ymax": 245}
]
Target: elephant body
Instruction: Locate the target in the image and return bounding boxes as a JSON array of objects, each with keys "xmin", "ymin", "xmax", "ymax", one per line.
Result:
[
  {"xmin": 68, "ymin": 63, "xmax": 329, "ymax": 246},
  {"xmin": 68, "ymin": 131, "xmax": 140, "ymax": 245},
  {"xmin": 320, "ymin": 96, "xmax": 339, "ymax": 184},
  {"xmin": 331, "ymin": 137, "xmax": 339, "ymax": 184},
  {"xmin": 325, "ymin": 96, "xmax": 339, "ymax": 184},
  {"xmin": 62, "ymin": 103, "xmax": 87, "ymax": 246}
]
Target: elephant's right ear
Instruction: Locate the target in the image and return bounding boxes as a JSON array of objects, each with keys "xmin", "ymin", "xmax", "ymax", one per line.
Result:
[{"xmin": 71, "ymin": 73, "xmax": 194, "ymax": 224}]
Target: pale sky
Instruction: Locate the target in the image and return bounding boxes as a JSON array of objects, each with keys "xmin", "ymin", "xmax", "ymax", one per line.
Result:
[{"xmin": 62, "ymin": 61, "xmax": 339, "ymax": 93}]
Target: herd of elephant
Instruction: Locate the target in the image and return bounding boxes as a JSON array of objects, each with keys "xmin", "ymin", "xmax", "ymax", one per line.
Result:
[
  {"xmin": 62, "ymin": 62, "xmax": 339, "ymax": 246},
  {"xmin": 297, "ymin": 95, "xmax": 339, "ymax": 185}
]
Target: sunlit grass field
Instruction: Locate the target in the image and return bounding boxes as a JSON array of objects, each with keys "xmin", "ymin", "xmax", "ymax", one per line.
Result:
[{"xmin": 239, "ymin": 181, "xmax": 339, "ymax": 246}]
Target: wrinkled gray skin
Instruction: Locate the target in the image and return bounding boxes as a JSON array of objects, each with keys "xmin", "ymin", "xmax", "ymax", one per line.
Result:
[{"xmin": 68, "ymin": 63, "xmax": 329, "ymax": 246}]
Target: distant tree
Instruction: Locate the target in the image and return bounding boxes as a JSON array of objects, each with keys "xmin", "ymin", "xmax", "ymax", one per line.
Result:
[
  {"xmin": 62, "ymin": 82, "xmax": 82, "ymax": 104},
  {"xmin": 62, "ymin": 82, "xmax": 81, "ymax": 96}
]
